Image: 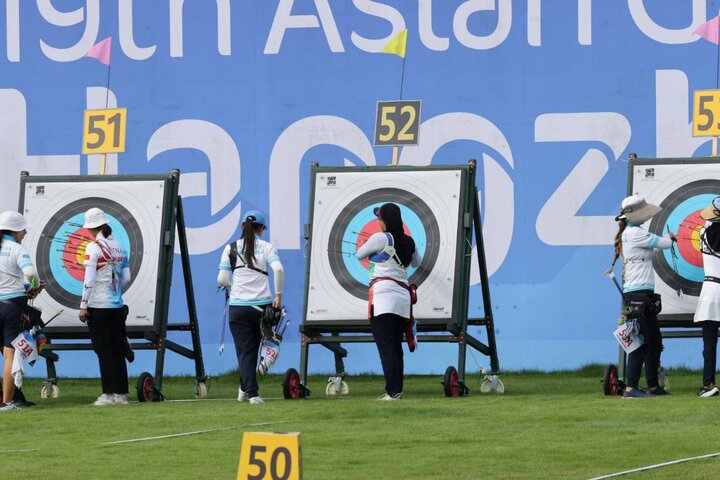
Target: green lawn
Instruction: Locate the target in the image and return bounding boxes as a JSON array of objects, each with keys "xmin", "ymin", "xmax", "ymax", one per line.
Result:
[{"xmin": 2, "ymin": 366, "xmax": 720, "ymax": 479}]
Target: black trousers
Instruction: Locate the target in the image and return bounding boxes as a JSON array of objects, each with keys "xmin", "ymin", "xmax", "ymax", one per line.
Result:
[
  {"xmin": 87, "ymin": 307, "xmax": 128, "ymax": 395},
  {"xmin": 702, "ymin": 321, "xmax": 720, "ymax": 387},
  {"xmin": 229, "ymin": 306, "xmax": 264, "ymax": 398},
  {"xmin": 370, "ymin": 313, "xmax": 405, "ymax": 396},
  {"xmin": 625, "ymin": 293, "xmax": 663, "ymax": 389}
]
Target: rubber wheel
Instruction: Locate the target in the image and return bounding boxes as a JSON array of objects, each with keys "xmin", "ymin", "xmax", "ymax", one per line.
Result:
[
  {"xmin": 494, "ymin": 379, "xmax": 505, "ymax": 394},
  {"xmin": 40, "ymin": 385, "xmax": 50, "ymax": 399},
  {"xmin": 136, "ymin": 372, "xmax": 155, "ymax": 402},
  {"xmin": 659, "ymin": 370, "xmax": 670, "ymax": 391},
  {"xmin": 325, "ymin": 380, "xmax": 349, "ymax": 396},
  {"xmin": 51, "ymin": 384, "xmax": 60, "ymax": 398},
  {"xmin": 195, "ymin": 381, "xmax": 208, "ymax": 399},
  {"xmin": 603, "ymin": 364, "xmax": 620, "ymax": 396},
  {"xmin": 283, "ymin": 368, "xmax": 302, "ymax": 399},
  {"xmin": 480, "ymin": 379, "xmax": 492, "ymax": 394},
  {"xmin": 443, "ymin": 366, "xmax": 460, "ymax": 397}
]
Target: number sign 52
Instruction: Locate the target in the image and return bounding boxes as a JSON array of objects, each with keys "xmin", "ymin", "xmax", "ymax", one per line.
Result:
[
  {"xmin": 374, "ymin": 100, "xmax": 421, "ymax": 146},
  {"xmin": 693, "ymin": 90, "xmax": 720, "ymax": 137},
  {"xmin": 238, "ymin": 432, "xmax": 302, "ymax": 480},
  {"xmin": 82, "ymin": 108, "xmax": 127, "ymax": 154}
]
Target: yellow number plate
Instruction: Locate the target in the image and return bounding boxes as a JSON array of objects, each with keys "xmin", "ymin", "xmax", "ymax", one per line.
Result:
[
  {"xmin": 82, "ymin": 108, "xmax": 127, "ymax": 154},
  {"xmin": 693, "ymin": 90, "xmax": 720, "ymax": 137},
  {"xmin": 238, "ymin": 432, "xmax": 302, "ymax": 480},
  {"xmin": 374, "ymin": 100, "xmax": 421, "ymax": 146}
]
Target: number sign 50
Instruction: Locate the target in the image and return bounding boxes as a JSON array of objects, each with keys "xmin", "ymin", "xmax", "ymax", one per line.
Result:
[{"xmin": 238, "ymin": 432, "xmax": 302, "ymax": 480}]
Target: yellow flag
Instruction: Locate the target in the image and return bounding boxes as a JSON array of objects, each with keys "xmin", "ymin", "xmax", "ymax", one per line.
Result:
[{"xmin": 381, "ymin": 29, "xmax": 407, "ymax": 58}]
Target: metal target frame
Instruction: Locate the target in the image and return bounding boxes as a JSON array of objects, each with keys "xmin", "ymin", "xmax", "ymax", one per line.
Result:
[
  {"xmin": 17, "ymin": 171, "xmax": 206, "ymax": 401},
  {"xmin": 286, "ymin": 161, "xmax": 500, "ymax": 398},
  {"xmin": 611, "ymin": 156, "xmax": 720, "ymax": 389}
]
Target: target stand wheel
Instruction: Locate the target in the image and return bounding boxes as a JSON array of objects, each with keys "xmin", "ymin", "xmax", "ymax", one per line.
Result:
[
  {"xmin": 40, "ymin": 383, "xmax": 60, "ymax": 399},
  {"xmin": 480, "ymin": 376, "xmax": 505, "ymax": 394},
  {"xmin": 658, "ymin": 369, "xmax": 670, "ymax": 391},
  {"xmin": 283, "ymin": 368, "xmax": 304, "ymax": 400},
  {"xmin": 136, "ymin": 372, "xmax": 156, "ymax": 402},
  {"xmin": 325, "ymin": 376, "xmax": 349, "ymax": 396},
  {"xmin": 602, "ymin": 364, "xmax": 622, "ymax": 396},
  {"xmin": 443, "ymin": 366, "xmax": 460, "ymax": 397},
  {"xmin": 195, "ymin": 380, "xmax": 208, "ymax": 399}
]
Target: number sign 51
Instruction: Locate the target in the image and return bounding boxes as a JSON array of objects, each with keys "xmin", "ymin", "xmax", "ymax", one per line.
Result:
[
  {"xmin": 693, "ymin": 90, "xmax": 720, "ymax": 137},
  {"xmin": 82, "ymin": 108, "xmax": 127, "ymax": 154},
  {"xmin": 238, "ymin": 432, "xmax": 302, "ymax": 480},
  {"xmin": 374, "ymin": 100, "xmax": 421, "ymax": 146}
]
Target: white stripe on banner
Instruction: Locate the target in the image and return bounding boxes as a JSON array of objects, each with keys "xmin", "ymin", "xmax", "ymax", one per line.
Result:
[
  {"xmin": 99, "ymin": 421, "xmax": 288, "ymax": 445},
  {"xmin": 589, "ymin": 452, "xmax": 720, "ymax": 479}
]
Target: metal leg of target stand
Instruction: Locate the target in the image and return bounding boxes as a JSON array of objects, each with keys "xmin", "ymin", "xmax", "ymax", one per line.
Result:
[
  {"xmin": 299, "ymin": 334, "xmax": 310, "ymax": 389},
  {"xmin": 457, "ymin": 332, "xmax": 470, "ymax": 395}
]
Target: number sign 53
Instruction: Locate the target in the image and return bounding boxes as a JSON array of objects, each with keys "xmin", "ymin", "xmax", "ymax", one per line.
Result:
[
  {"xmin": 374, "ymin": 100, "xmax": 421, "ymax": 146},
  {"xmin": 238, "ymin": 432, "xmax": 302, "ymax": 480},
  {"xmin": 82, "ymin": 108, "xmax": 127, "ymax": 154}
]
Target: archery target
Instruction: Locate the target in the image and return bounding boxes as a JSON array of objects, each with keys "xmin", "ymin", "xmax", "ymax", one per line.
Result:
[
  {"xmin": 22, "ymin": 180, "xmax": 166, "ymax": 329},
  {"xmin": 631, "ymin": 162, "xmax": 720, "ymax": 316},
  {"xmin": 306, "ymin": 169, "xmax": 464, "ymax": 322}
]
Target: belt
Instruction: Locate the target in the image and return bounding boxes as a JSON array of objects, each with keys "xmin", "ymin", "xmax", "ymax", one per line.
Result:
[{"xmin": 705, "ymin": 276, "xmax": 720, "ymax": 284}]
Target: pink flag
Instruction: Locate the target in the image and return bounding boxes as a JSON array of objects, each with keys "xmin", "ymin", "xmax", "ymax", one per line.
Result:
[
  {"xmin": 695, "ymin": 16, "xmax": 720, "ymax": 45},
  {"xmin": 85, "ymin": 37, "xmax": 112, "ymax": 65}
]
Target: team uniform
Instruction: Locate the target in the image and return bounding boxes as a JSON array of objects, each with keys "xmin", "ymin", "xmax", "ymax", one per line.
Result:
[
  {"xmin": 621, "ymin": 223, "xmax": 673, "ymax": 392},
  {"xmin": 0, "ymin": 235, "xmax": 36, "ymax": 348},
  {"xmin": 82, "ymin": 232, "xmax": 131, "ymax": 399},
  {"xmin": 694, "ymin": 221, "xmax": 720, "ymax": 393},
  {"xmin": 218, "ymin": 237, "xmax": 283, "ymax": 400},
  {"xmin": 357, "ymin": 232, "xmax": 420, "ymax": 398}
]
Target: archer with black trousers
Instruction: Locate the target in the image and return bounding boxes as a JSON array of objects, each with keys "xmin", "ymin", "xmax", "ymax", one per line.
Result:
[
  {"xmin": 356, "ymin": 203, "xmax": 420, "ymax": 401},
  {"xmin": 217, "ymin": 210, "xmax": 283, "ymax": 405}
]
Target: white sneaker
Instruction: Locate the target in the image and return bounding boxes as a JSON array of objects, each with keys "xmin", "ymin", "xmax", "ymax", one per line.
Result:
[
  {"xmin": 0, "ymin": 401, "xmax": 21, "ymax": 411},
  {"xmin": 113, "ymin": 394, "xmax": 129, "ymax": 405},
  {"xmin": 93, "ymin": 394, "xmax": 115, "ymax": 406},
  {"xmin": 377, "ymin": 393, "xmax": 403, "ymax": 401},
  {"xmin": 238, "ymin": 387, "xmax": 248, "ymax": 402},
  {"xmin": 249, "ymin": 396, "xmax": 264, "ymax": 404}
]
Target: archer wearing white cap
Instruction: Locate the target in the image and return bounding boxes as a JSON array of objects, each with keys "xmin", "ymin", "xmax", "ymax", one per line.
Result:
[
  {"xmin": 79, "ymin": 208, "xmax": 131, "ymax": 406},
  {"xmin": 0, "ymin": 211, "xmax": 42, "ymax": 411},
  {"xmin": 611, "ymin": 195, "xmax": 676, "ymax": 398},
  {"xmin": 694, "ymin": 197, "xmax": 720, "ymax": 398}
]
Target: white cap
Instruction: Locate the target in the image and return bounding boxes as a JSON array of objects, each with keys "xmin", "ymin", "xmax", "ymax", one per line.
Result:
[
  {"xmin": 0, "ymin": 211, "xmax": 28, "ymax": 232},
  {"xmin": 83, "ymin": 208, "xmax": 109, "ymax": 229}
]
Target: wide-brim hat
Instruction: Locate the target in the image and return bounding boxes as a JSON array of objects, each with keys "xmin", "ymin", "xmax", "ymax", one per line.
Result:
[
  {"xmin": 701, "ymin": 197, "xmax": 720, "ymax": 221},
  {"xmin": 83, "ymin": 207, "xmax": 109, "ymax": 229},
  {"xmin": 616, "ymin": 195, "xmax": 661, "ymax": 225},
  {"xmin": 0, "ymin": 211, "xmax": 28, "ymax": 231}
]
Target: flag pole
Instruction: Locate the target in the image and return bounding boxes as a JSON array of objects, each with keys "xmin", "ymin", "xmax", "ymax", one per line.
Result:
[
  {"xmin": 715, "ymin": 11, "xmax": 720, "ymax": 156},
  {"xmin": 100, "ymin": 62, "xmax": 111, "ymax": 175},
  {"xmin": 391, "ymin": 44, "xmax": 407, "ymax": 166}
]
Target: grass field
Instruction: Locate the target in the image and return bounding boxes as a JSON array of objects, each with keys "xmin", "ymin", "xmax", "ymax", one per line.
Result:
[{"xmin": 2, "ymin": 366, "xmax": 720, "ymax": 479}]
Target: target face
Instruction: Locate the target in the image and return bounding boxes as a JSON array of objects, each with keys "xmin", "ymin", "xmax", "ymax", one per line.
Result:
[
  {"xmin": 631, "ymin": 161, "xmax": 720, "ymax": 316},
  {"xmin": 306, "ymin": 169, "xmax": 466, "ymax": 323},
  {"xmin": 21, "ymin": 179, "xmax": 167, "ymax": 330}
]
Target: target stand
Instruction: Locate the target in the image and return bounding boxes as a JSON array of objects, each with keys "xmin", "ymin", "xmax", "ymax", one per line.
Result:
[
  {"xmin": 603, "ymin": 155, "xmax": 720, "ymax": 395},
  {"xmin": 282, "ymin": 161, "xmax": 500, "ymax": 399},
  {"xmin": 18, "ymin": 171, "xmax": 207, "ymax": 402}
]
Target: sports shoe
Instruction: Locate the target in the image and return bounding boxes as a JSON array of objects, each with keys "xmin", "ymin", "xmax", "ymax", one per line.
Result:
[
  {"xmin": 698, "ymin": 385, "xmax": 720, "ymax": 398},
  {"xmin": 377, "ymin": 392, "xmax": 403, "ymax": 401},
  {"xmin": 0, "ymin": 401, "xmax": 21, "ymax": 411},
  {"xmin": 646, "ymin": 386, "xmax": 671, "ymax": 396},
  {"xmin": 113, "ymin": 394, "xmax": 129, "ymax": 405},
  {"xmin": 237, "ymin": 387, "xmax": 248, "ymax": 402},
  {"xmin": 93, "ymin": 394, "xmax": 116, "ymax": 406},
  {"xmin": 622, "ymin": 388, "xmax": 655, "ymax": 399},
  {"xmin": 249, "ymin": 396, "xmax": 264, "ymax": 404}
]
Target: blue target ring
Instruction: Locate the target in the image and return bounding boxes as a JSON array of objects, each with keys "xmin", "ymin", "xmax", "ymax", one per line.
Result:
[{"xmin": 341, "ymin": 203, "xmax": 428, "ymax": 286}]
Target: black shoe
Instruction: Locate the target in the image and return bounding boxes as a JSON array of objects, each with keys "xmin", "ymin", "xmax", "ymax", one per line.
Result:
[
  {"xmin": 647, "ymin": 386, "xmax": 671, "ymax": 396},
  {"xmin": 699, "ymin": 385, "xmax": 720, "ymax": 397},
  {"xmin": 13, "ymin": 388, "xmax": 35, "ymax": 407}
]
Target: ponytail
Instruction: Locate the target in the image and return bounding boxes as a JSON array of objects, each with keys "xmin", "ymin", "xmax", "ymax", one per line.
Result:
[
  {"xmin": 378, "ymin": 203, "xmax": 415, "ymax": 267},
  {"xmin": 612, "ymin": 219, "xmax": 627, "ymax": 267},
  {"xmin": 241, "ymin": 216, "xmax": 259, "ymax": 269},
  {"xmin": 100, "ymin": 224, "xmax": 112, "ymax": 238}
]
